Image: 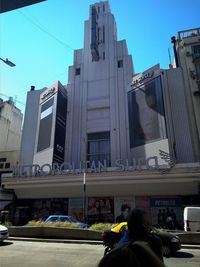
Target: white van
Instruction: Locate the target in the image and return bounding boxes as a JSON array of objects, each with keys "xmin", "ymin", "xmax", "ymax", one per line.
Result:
[{"xmin": 183, "ymin": 207, "xmax": 200, "ymax": 232}]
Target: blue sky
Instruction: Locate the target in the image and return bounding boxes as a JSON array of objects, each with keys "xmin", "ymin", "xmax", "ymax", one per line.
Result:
[{"xmin": 0, "ymin": 0, "xmax": 200, "ymax": 114}]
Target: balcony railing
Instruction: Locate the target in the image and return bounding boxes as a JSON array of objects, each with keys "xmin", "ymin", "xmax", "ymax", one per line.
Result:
[{"xmin": 178, "ymin": 27, "xmax": 200, "ymax": 40}]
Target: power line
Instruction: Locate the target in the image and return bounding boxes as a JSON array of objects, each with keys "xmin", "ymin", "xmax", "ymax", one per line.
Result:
[
  {"xmin": 18, "ymin": 10, "xmax": 75, "ymax": 52},
  {"xmin": 0, "ymin": 93, "xmax": 25, "ymax": 106}
]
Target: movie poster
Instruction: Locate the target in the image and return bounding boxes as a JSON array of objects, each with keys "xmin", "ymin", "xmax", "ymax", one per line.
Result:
[
  {"xmin": 87, "ymin": 197, "xmax": 114, "ymax": 224},
  {"xmin": 68, "ymin": 198, "xmax": 84, "ymax": 222},
  {"xmin": 150, "ymin": 197, "xmax": 182, "ymax": 229},
  {"xmin": 114, "ymin": 197, "xmax": 135, "ymax": 223}
]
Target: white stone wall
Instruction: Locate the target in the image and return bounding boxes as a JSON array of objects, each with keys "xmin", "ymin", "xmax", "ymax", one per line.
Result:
[
  {"xmin": 0, "ymin": 101, "xmax": 22, "ymax": 152},
  {"xmin": 20, "ymin": 90, "xmax": 42, "ymax": 166},
  {"xmin": 65, "ymin": 1, "xmax": 134, "ymax": 167},
  {"xmin": 176, "ymin": 34, "xmax": 200, "ymax": 161}
]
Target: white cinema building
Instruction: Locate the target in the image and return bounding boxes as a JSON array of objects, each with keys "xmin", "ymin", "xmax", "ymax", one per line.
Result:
[{"xmin": 2, "ymin": 1, "xmax": 200, "ymax": 226}]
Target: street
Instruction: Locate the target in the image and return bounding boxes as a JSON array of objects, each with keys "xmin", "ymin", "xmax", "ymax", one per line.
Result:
[{"xmin": 0, "ymin": 240, "xmax": 200, "ymax": 267}]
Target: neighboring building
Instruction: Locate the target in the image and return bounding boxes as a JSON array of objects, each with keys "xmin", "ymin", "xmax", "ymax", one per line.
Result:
[
  {"xmin": 2, "ymin": 2, "xmax": 200, "ymax": 227},
  {"xmin": 0, "ymin": 98, "xmax": 23, "ymax": 176},
  {"xmin": 174, "ymin": 28, "xmax": 200, "ymax": 161},
  {"xmin": 0, "ymin": 98, "xmax": 23, "ymax": 213}
]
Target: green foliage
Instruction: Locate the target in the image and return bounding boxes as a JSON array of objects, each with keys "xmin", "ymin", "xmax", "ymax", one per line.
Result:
[
  {"xmin": 26, "ymin": 221, "xmax": 116, "ymax": 230},
  {"xmin": 88, "ymin": 223, "xmax": 116, "ymax": 231},
  {"xmin": 26, "ymin": 220, "xmax": 81, "ymax": 228}
]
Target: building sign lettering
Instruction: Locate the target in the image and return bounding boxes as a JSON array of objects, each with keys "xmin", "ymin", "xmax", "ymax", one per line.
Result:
[
  {"xmin": 131, "ymin": 71, "xmax": 154, "ymax": 87},
  {"xmin": 12, "ymin": 155, "xmax": 175, "ymax": 177},
  {"xmin": 41, "ymin": 87, "xmax": 56, "ymax": 102}
]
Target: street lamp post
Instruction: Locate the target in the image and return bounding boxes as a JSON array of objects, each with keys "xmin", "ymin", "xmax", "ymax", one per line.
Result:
[
  {"xmin": 0, "ymin": 57, "xmax": 16, "ymax": 67},
  {"xmin": 83, "ymin": 172, "xmax": 87, "ymax": 224}
]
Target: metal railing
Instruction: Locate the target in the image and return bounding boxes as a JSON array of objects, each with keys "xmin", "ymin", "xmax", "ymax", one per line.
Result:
[{"xmin": 178, "ymin": 27, "xmax": 200, "ymax": 40}]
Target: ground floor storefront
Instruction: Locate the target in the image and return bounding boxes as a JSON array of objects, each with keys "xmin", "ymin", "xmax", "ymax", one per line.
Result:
[
  {"xmin": 12, "ymin": 195, "xmax": 194, "ymax": 229},
  {"xmin": 1, "ymin": 165, "xmax": 200, "ymax": 227}
]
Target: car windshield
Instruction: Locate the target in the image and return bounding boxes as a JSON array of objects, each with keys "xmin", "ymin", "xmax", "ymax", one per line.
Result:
[{"xmin": 48, "ymin": 217, "xmax": 58, "ymax": 222}]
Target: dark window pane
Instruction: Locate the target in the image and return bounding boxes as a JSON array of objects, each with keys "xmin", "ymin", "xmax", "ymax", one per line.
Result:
[
  {"xmin": 5, "ymin": 163, "xmax": 10, "ymax": 169},
  {"xmin": 37, "ymin": 113, "xmax": 53, "ymax": 152},
  {"xmin": 118, "ymin": 60, "xmax": 123, "ymax": 68},
  {"xmin": 41, "ymin": 98, "xmax": 54, "ymax": 112},
  {"xmin": 89, "ymin": 141, "xmax": 99, "ymax": 154},
  {"xmin": 87, "ymin": 132, "xmax": 110, "ymax": 166},
  {"xmin": 75, "ymin": 68, "xmax": 80, "ymax": 75}
]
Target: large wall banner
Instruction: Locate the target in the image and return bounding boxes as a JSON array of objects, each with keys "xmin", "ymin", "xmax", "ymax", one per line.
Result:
[{"xmin": 87, "ymin": 197, "xmax": 114, "ymax": 224}]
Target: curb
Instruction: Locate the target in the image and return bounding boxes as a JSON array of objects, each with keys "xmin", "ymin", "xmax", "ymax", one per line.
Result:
[{"xmin": 8, "ymin": 236, "xmax": 103, "ymax": 245}]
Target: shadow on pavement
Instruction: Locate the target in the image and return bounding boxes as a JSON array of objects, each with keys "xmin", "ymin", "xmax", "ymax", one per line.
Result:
[
  {"xmin": 170, "ymin": 251, "xmax": 194, "ymax": 258},
  {"xmin": 0, "ymin": 241, "xmax": 13, "ymax": 247}
]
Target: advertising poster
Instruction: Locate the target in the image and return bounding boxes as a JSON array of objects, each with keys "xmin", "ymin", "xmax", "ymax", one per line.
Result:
[
  {"xmin": 68, "ymin": 198, "xmax": 84, "ymax": 222},
  {"xmin": 114, "ymin": 197, "xmax": 135, "ymax": 223},
  {"xmin": 30, "ymin": 198, "xmax": 68, "ymax": 221},
  {"xmin": 128, "ymin": 76, "xmax": 166, "ymax": 148},
  {"xmin": 150, "ymin": 197, "xmax": 182, "ymax": 229},
  {"xmin": 87, "ymin": 197, "xmax": 114, "ymax": 224}
]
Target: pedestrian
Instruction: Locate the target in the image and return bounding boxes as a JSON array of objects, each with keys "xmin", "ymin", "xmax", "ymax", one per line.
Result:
[
  {"xmin": 117, "ymin": 208, "xmax": 163, "ymax": 261},
  {"xmin": 116, "ymin": 204, "xmax": 130, "ymax": 223}
]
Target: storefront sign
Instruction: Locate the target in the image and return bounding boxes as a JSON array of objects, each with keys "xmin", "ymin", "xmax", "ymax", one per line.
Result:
[
  {"xmin": 12, "ymin": 155, "xmax": 175, "ymax": 177},
  {"xmin": 131, "ymin": 71, "xmax": 154, "ymax": 87},
  {"xmin": 41, "ymin": 87, "xmax": 56, "ymax": 102}
]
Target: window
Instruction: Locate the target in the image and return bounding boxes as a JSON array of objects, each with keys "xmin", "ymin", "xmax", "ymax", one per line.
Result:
[
  {"xmin": 195, "ymin": 63, "xmax": 200, "ymax": 80},
  {"xmin": 192, "ymin": 45, "xmax": 200, "ymax": 61},
  {"xmin": 75, "ymin": 68, "xmax": 80, "ymax": 75},
  {"xmin": 87, "ymin": 132, "xmax": 111, "ymax": 167},
  {"xmin": 103, "ymin": 5, "xmax": 105, "ymax": 12},
  {"xmin": 103, "ymin": 52, "xmax": 105, "ymax": 60},
  {"xmin": 5, "ymin": 163, "xmax": 10, "ymax": 169},
  {"xmin": 118, "ymin": 60, "xmax": 123, "ymax": 68},
  {"xmin": 195, "ymin": 63, "xmax": 200, "ymax": 91},
  {"xmin": 37, "ymin": 98, "xmax": 54, "ymax": 152},
  {"xmin": 0, "ymin": 158, "xmax": 6, "ymax": 162},
  {"xmin": 98, "ymin": 6, "xmax": 100, "ymax": 13},
  {"xmin": 0, "ymin": 163, "xmax": 4, "ymax": 169},
  {"xmin": 103, "ymin": 26, "xmax": 105, "ymax": 43}
]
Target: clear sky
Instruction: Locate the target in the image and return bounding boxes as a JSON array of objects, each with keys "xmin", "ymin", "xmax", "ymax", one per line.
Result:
[{"xmin": 0, "ymin": 0, "xmax": 200, "ymax": 114}]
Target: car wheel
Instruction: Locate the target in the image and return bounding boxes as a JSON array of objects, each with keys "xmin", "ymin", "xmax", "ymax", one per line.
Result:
[{"xmin": 162, "ymin": 245, "xmax": 171, "ymax": 257}]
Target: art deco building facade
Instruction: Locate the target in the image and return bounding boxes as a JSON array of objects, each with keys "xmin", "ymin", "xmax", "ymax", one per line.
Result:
[{"xmin": 2, "ymin": 2, "xmax": 200, "ymax": 226}]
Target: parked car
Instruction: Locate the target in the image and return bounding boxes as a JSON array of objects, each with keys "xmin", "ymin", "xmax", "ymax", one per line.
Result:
[
  {"xmin": 101, "ymin": 222, "xmax": 181, "ymax": 257},
  {"xmin": 184, "ymin": 206, "xmax": 200, "ymax": 232},
  {"xmin": 0, "ymin": 224, "xmax": 9, "ymax": 242},
  {"xmin": 44, "ymin": 215, "xmax": 89, "ymax": 228}
]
